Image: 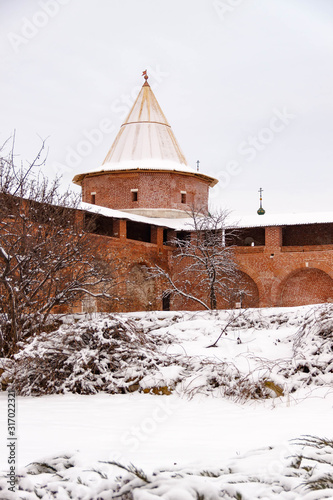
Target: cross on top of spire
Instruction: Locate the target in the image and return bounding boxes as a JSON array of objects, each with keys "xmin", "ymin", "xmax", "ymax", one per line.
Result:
[
  {"xmin": 257, "ymin": 187, "xmax": 265, "ymax": 215},
  {"xmin": 142, "ymin": 70, "xmax": 149, "ymax": 86}
]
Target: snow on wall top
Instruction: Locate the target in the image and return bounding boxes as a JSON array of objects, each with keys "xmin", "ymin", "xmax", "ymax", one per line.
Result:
[
  {"xmin": 80, "ymin": 202, "xmax": 333, "ymax": 231},
  {"xmin": 229, "ymin": 212, "xmax": 333, "ymax": 229},
  {"xmin": 79, "ymin": 201, "xmax": 191, "ymax": 229},
  {"xmin": 80, "ymin": 159, "xmax": 197, "ymax": 175}
]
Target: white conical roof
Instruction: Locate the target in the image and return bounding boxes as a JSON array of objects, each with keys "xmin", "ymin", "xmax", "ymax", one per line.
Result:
[
  {"xmin": 102, "ymin": 76, "xmax": 189, "ymax": 169},
  {"xmin": 73, "ymin": 73, "xmax": 218, "ymax": 187}
]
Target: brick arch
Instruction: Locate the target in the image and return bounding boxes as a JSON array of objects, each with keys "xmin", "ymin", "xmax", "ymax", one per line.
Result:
[
  {"xmin": 235, "ymin": 270, "xmax": 260, "ymax": 308},
  {"xmin": 125, "ymin": 262, "xmax": 157, "ymax": 311},
  {"xmin": 218, "ymin": 268, "xmax": 261, "ymax": 309},
  {"xmin": 235, "ymin": 265, "xmax": 266, "ymax": 307},
  {"xmin": 276, "ymin": 266, "xmax": 333, "ymax": 307}
]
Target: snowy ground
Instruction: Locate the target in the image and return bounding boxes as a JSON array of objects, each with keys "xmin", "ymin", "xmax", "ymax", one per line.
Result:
[{"xmin": 0, "ymin": 305, "xmax": 332, "ymax": 498}]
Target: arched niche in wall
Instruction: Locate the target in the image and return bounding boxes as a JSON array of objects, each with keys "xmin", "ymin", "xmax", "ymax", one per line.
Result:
[
  {"xmin": 126, "ymin": 263, "xmax": 156, "ymax": 311},
  {"xmin": 220, "ymin": 270, "xmax": 260, "ymax": 309},
  {"xmin": 280, "ymin": 268, "xmax": 333, "ymax": 307}
]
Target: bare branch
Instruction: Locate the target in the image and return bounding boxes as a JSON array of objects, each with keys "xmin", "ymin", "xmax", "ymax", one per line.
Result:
[
  {"xmin": 0, "ymin": 138, "xmax": 118, "ymax": 356},
  {"xmin": 152, "ymin": 206, "xmax": 249, "ymax": 311},
  {"xmin": 153, "ymin": 265, "xmax": 211, "ymax": 310}
]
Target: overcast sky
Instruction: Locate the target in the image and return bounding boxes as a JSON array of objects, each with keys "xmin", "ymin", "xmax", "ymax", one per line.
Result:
[{"xmin": 1, "ymin": 0, "xmax": 332, "ymax": 216}]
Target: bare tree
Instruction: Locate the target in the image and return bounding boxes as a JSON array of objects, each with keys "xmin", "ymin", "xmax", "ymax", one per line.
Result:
[
  {"xmin": 0, "ymin": 138, "xmax": 117, "ymax": 357},
  {"xmin": 153, "ymin": 208, "xmax": 249, "ymax": 310}
]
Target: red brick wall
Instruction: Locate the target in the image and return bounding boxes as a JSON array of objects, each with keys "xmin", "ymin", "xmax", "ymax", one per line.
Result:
[
  {"xmin": 235, "ymin": 271, "xmax": 259, "ymax": 308},
  {"xmin": 82, "ymin": 171, "xmax": 210, "ymax": 212},
  {"xmin": 169, "ymin": 253, "xmax": 260, "ymax": 311},
  {"xmin": 280, "ymin": 268, "xmax": 333, "ymax": 307},
  {"xmin": 235, "ymin": 246, "xmax": 333, "ymax": 307},
  {"xmin": 81, "ymin": 222, "xmax": 171, "ymax": 313},
  {"xmin": 265, "ymin": 226, "xmax": 282, "ymax": 248},
  {"xmin": 14, "ymin": 196, "xmax": 333, "ymax": 313},
  {"xmin": 83, "ymin": 220, "xmax": 333, "ymax": 312},
  {"xmin": 72, "ymin": 212, "xmax": 333, "ymax": 312}
]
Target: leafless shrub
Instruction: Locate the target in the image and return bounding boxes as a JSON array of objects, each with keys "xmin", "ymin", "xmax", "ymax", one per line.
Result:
[
  {"xmin": 152, "ymin": 207, "xmax": 249, "ymax": 311},
  {"xmin": 11, "ymin": 316, "xmax": 173, "ymax": 395},
  {"xmin": 0, "ymin": 137, "xmax": 117, "ymax": 357}
]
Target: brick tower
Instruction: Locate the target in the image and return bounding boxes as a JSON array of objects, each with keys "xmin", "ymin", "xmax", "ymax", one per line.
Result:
[{"xmin": 73, "ymin": 72, "xmax": 218, "ymax": 218}]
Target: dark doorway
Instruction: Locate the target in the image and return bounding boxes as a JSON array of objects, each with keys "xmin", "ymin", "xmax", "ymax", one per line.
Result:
[{"xmin": 162, "ymin": 293, "xmax": 171, "ymax": 311}]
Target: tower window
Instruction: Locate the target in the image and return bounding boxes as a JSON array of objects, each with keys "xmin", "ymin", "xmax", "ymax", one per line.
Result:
[
  {"xmin": 91, "ymin": 192, "xmax": 96, "ymax": 204},
  {"xmin": 131, "ymin": 189, "xmax": 138, "ymax": 202},
  {"xmin": 181, "ymin": 191, "xmax": 186, "ymax": 204}
]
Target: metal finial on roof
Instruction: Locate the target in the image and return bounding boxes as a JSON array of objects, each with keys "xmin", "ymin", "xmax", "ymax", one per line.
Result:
[
  {"xmin": 142, "ymin": 70, "xmax": 149, "ymax": 85},
  {"xmin": 196, "ymin": 160, "xmax": 200, "ymax": 172},
  {"xmin": 257, "ymin": 187, "xmax": 265, "ymax": 215}
]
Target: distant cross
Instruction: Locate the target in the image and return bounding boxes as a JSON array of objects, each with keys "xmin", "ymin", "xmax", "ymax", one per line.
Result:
[
  {"xmin": 259, "ymin": 187, "xmax": 263, "ymax": 207},
  {"xmin": 196, "ymin": 160, "xmax": 200, "ymax": 172},
  {"xmin": 257, "ymin": 187, "xmax": 265, "ymax": 215}
]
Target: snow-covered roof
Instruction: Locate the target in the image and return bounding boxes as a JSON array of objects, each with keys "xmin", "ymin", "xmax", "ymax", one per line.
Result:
[
  {"xmin": 77, "ymin": 159, "xmax": 198, "ymax": 175},
  {"xmin": 80, "ymin": 203, "xmax": 333, "ymax": 231},
  {"xmin": 73, "ymin": 75, "xmax": 218, "ymax": 187},
  {"xmin": 230, "ymin": 212, "xmax": 333, "ymax": 229},
  {"xmin": 79, "ymin": 202, "xmax": 192, "ymax": 230}
]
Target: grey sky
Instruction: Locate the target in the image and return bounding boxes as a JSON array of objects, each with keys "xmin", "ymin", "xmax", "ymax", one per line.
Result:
[{"xmin": 1, "ymin": 0, "xmax": 332, "ymax": 216}]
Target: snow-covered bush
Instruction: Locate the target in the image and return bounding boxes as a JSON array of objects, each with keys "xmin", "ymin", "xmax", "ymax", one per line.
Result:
[
  {"xmin": 277, "ymin": 305, "xmax": 333, "ymax": 391},
  {"xmin": 291, "ymin": 436, "xmax": 333, "ymax": 492},
  {"xmin": 1, "ymin": 435, "xmax": 332, "ymax": 499},
  {"xmin": 11, "ymin": 316, "xmax": 176, "ymax": 396},
  {"xmin": 10, "ymin": 313, "xmax": 273, "ymax": 399},
  {"xmin": 9, "ymin": 305, "xmax": 333, "ymax": 398},
  {"xmin": 0, "ymin": 357, "xmax": 15, "ymax": 389}
]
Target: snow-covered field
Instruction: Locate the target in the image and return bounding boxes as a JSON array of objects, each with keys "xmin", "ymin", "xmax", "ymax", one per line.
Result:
[{"xmin": 0, "ymin": 305, "xmax": 332, "ymax": 499}]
